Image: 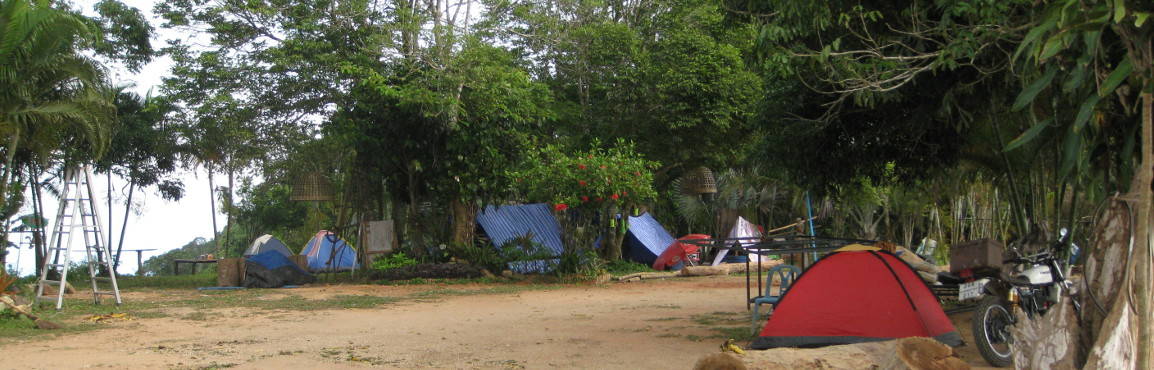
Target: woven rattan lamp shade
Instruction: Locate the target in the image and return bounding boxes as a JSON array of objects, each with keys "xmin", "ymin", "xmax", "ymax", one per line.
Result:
[
  {"xmin": 290, "ymin": 172, "xmax": 334, "ymax": 201},
  {"xmin": 681, "ymin": 166, "xmax": 717, "ymax": 195}
]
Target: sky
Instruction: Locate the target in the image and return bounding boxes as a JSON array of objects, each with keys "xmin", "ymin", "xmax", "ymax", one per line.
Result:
[{"xmin": 4, "ymin": 0, "xmax": 223, "ymax": 276}]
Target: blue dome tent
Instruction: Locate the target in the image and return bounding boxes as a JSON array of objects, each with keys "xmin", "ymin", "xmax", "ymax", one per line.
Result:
[{"xmin": 301, "ymin": 230, "xmax": 358, "ymax": 272}]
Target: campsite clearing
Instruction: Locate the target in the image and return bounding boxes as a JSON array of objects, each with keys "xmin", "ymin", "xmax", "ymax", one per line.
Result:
[{"xmin": 1, "ymin": 275, "xmax": 993, "ymax": 369}]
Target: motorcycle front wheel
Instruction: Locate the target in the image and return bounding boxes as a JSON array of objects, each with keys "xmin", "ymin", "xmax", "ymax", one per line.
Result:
[{"xmin": 973, "ymin": 296, "xmax": 1015, "ymax": 367}]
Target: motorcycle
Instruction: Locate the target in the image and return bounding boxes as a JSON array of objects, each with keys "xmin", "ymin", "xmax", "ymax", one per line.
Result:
[{"xmin": 962, "ymin": 229, "xmax": 1080, "ymax": 367}]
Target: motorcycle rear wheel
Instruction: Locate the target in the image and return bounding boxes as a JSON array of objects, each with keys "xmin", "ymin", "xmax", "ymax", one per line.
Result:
[{"xmin": 973, "ymin": 296, "xmax": 1015, "ymax": 367}]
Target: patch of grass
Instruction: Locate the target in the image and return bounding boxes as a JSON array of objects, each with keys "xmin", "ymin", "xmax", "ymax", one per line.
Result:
[
  {"xmin": 690, "ymin": 311, "xmax": 745, "ymax": 326},
  {"xmin": 377, "ymin": 276, "xmax": 506, "ymax": 286},
  {"xmin": 133, "ymin": 311, "xmax": 169, "ymax": 319},
  {"xmin": 685, "ymin": 334, "xmax": 706, "ymax": 342},
  {"xmin": 656, "ymin": 333, "xmax": 681, "ymax": 338},
  {"xmin": 605, "ymin": 260, "xmax": 653, "ymax": 275},
  {"xmin": 172, "ymin": 293, "xmax": 401, "ymax": 311},
  {"xmin": 708, "ymin": 326, "xmax": 757, "ymax": 342},
  {"xmin": 644, "ymin": 316, "xmax": 678, "ymax": 322},
  {"xmin": 182, "ymin": 311, "xmax": 209, "ymax": 321},
  {"xmin": 115, "ymin": 273, "xmax": 218, "ymax": 289},
  {"xmin": 407, "ymin": 284, "xmax": 560, "ymax": 299}
]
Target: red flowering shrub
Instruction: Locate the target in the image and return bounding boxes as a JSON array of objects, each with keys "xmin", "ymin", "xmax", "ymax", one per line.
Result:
[{"xmin": 511, "ymin": 140, "xmax": 657, "ymax": 208}]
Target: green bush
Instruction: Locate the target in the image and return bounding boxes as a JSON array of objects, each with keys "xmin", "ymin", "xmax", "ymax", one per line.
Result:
[
  {"xmin": 605, "ymin": 259, "xmax": 653, "ymax": 274},
  {"xmin": 554, "ymin": 249, "xmax": 604, "ymax": 278},
  {"xmin": 371, "ymin": 252, "xmax": 419, "ymax": 271},
  {"xmin": 447, "ymin": 233, "xmax": 557, "ymax": 273}
]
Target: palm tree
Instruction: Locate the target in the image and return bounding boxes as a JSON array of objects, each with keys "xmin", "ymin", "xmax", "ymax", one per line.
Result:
[{"xmin": 0, "ymin": 0, "xmax": 115, "ymax": 211}]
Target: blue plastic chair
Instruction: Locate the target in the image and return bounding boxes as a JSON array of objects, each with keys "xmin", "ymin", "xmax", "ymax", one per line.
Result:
[{"xmin": 750, "ymin": 264, "xmax": 802, "ymax": 334}]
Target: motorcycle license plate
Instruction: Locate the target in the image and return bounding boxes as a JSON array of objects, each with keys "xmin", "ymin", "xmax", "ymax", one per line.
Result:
[{"xmin": 958, "ymin": 279, "xmax": 989, "ymax": 301}]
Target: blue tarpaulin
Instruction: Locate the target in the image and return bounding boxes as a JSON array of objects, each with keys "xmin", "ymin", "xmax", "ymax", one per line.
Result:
[
  {"xmin": 243, "ymin": 250, "xmax": 315, "ymax": 288},
  {"xmin": 476, "ymin": 204, "xmax": 564, "ymax": 273},
  {"xmin": 624, "ymin": 213, "xmax": 675, "ymax": 266}
]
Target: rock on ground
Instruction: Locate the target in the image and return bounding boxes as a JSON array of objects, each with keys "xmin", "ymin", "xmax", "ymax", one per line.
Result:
[{"xmin": 695, "ymin": 337, "xmax": 970, "ymax": 370}]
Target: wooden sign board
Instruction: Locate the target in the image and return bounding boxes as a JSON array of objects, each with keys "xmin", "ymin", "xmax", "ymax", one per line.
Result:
[{"xmin": 363, "ymin": 220, "xmax": 397, "ymax": 254}]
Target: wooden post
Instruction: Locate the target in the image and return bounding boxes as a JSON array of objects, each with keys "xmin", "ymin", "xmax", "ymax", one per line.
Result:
[{"xmin": 136, "ymin": 251, "xmax": 144, "ymax": 276}]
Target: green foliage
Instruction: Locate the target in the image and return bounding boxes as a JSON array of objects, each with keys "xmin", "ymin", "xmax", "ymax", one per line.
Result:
[
  {"xmin": 446, "ymin": 243, "xmax": 507, "ymax": 273},
  {"xmin": 488, "ymin": 0, "xmax": 763, "ymax": 171},
  {"xmin": 370, "ymin": 253, "xmax": 419, "ymax": 272},
  {"xmin": 0, "ymin": 0, "xmax": 116, "ymax": 165},
  {"xmin": 96, "ymin": 90, "xmax": 185, "ymax": 200},
  {"xmin": 89, "ymin": 0, "xmax": 155, "ymax": 72},
  {"xmin": 553, "ymin": 249, "xmax": 605, "ymax": 278},
  {"xmin": 511, "ymin": 141, "xmax": 658, "ymax": 208},
  {"xmin": 604, "ymin": 259, "xmax": 653, "ymax": 275},
  {"xmin": 447, "ymin": 235, "xmax": 556, "ymax": 273}
]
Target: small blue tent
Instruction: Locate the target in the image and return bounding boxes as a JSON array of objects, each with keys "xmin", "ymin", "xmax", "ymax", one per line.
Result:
[
  {"xmin": 475, "ymin": 204, "xmax": 564, "ymax": 273},
  {"xmin": 301, "ymin": 231, "xmax": 358, "ymax": 272},
  {"xmin": 624, "ymin": 213, "xmax": 676, "ymax": 266}
]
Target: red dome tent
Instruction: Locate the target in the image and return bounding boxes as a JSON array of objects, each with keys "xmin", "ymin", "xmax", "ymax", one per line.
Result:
[{"xmin": 751, "ymin": 250, "xmax": 962, "ymax": 349}]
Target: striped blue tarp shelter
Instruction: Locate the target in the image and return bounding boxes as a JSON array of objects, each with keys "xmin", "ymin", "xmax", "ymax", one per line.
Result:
[{"xmin": 476, "ymin": 204, "xmax": 564, "ymax": 273}]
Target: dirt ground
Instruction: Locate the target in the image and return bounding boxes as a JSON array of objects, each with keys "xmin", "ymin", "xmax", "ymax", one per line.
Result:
[{"xmin": 0, "ymin": 275, "xmax": 996, "ymax": 369}]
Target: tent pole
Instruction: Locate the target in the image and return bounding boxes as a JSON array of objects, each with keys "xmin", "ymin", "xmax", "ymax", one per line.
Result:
[
  {"xmin": 805, "ymin": 192, "xmax": 818, "ymax": 264},
  {"xmin": 745, "ymin": 239, "xmax": 751, "ymax": 310}
]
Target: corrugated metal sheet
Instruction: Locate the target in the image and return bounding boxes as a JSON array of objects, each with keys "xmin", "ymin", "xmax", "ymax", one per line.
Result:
[
  {"xmin": 624, "ymin": 213, "xmax": 675, "ymax": 265},
  {"xmin": 476, "ymin": 204, "xmax": 565, "ymax": 273}
]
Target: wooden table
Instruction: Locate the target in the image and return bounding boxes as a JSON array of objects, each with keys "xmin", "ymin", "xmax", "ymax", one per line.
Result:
[{"xmin": 173, "ymin": 259, "xmax": 220, "ymax": 275}]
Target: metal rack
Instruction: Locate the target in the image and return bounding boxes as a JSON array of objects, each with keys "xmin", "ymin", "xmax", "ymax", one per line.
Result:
[{"xmin": 678, "ymin": 235, "xmax": 877, "ymax": 310}]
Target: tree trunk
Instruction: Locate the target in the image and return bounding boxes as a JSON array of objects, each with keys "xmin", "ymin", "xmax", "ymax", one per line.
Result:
[
  {"xmin": 450, "ymin": 198, "xmax": 476, "ymax": 247},
  {"xmin": 391, "ymin": 193, "xmax": 406, "ymax": 251},
  {"xmin": 221, "ymin": 169, "xmax": 234, "ymax": 257},
  {"xmin": 30, "ymin": 171, "xmax": 45, "ymax": 277},
  {"xmin": 107, "ymin": 171, "xmax": 113, "ymax": 264},
  {"xmin": 0, "ymin": 130, "xmax": 20, "ymax": 211},
  {"xmin": 1012, "ymin": 286, "xmax": 1081, "ymax": 369},
  {"xmin": 1080, "ymin": 90, "xmax": 1153, "ymax": 369},
  {"xmin": 601, "ymin": 207, "xmax": 626, "ymax": 261},
  {"xmin": 208, "ymin": 165, "xmax": 220, "ymax": 257},
  {"xmin": 407, "ymin": 165, "xmax": 422, "ymax": 259},
  {"xmin": 113, "ymin": 181, "xmax": 134, "ymax": 269}
]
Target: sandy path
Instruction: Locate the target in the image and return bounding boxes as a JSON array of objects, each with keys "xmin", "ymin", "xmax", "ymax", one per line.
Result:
[
  {"xmin": 2, "ymin": 277, "xmax": 752, "ymax": 369},
  {"xmin": 0, "ymin": 276, "xmax": 993, "ymax": 369}
]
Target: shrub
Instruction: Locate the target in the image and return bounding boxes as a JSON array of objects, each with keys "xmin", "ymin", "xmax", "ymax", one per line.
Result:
[
  {"xmin": 447, "ymin": 233, "xmax": 556, "ymax": 273},
  {"xmin": 605, "ymin": 259, "xmax": 653, "ymax": 274},
  {"xmin": 554, "ymin": 249, "xmax": 605, "ymax": 278},
  {"xmin": 371, "ymin": 252, "xmax": 419, "ymax": 271}
]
